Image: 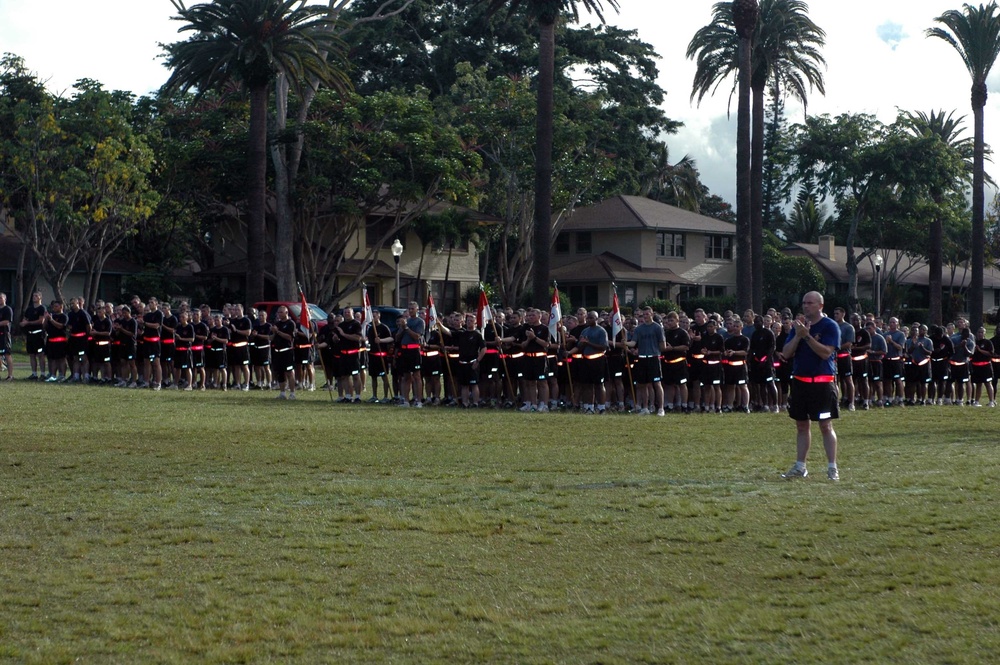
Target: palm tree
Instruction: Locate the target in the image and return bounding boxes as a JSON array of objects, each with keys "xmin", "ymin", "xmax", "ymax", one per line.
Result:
[
  {"xmin": 901, "ymin": 110, "xmax": 976, "ymax": 324},
  {"xmin": 783, "ymin": 191, "xmax": 832, "ymax": 243},
  {"xmin": 163, "ymin": 0, "xmax": 350, "ymax": 305},
  {"xmin": 688, "ymin": 0, "xmax": 825, "ymax": 310},
  {"xmin": 641, "ymin": 144, "xmax": 703, "ymax": 212},
  {"xmin": 482, "ymin": 0, "xmax": 620, "ymax": 310},
  {"xmin": 928, "ymin": 2, "xmax": 1000, "ymax": 330},
  {"xmin": 733, "ymin": 0, "xmax": 758, "ymax": 313}
]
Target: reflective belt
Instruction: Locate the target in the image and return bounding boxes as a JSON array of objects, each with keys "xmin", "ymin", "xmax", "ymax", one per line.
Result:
[
  {"xmin": 161, "ymin": 338, "xmax": 175, "ymax": 344},
  {"xmin": 342, "ymin": 348, "xmax": 363, "ymax": 355},
  {"xmin": 227, "ymin": 341, "xmax": 248, "ymax": 347},
  {"xmin": 726, "ymin": 360, "xmax": 745, "ymax": 366},
  {"xmin": 705, "ymin": 359, "xmax": 721, "ymax": 365},
  {"xmin": 191, "ymin": 345, "xmax": 204, "ymax": 351},
  {"xmin": 794, "ymin": 375, "xmax": 835, "ymax": 383},
  {"xmin": 972, "ymin": 361, "xmax": 991, "ymax": 366},
  {"xmin": 836, "ymin": 352, "xmax": 850, "ymax": 358},
  {"xmin": 583, "ymin": 352, "xmax": 605, "ymax": 360},
  {"xmin": 916, "ymin": 358, "xmax": 930, "ymax": 366},
  {"xmin": 48, "ymin": 337, "xmax": 67, "ymax": 343},
  {"xmin": 690, "ymin": 354, "xmax": 705, "ymax": 359},
  {"xmin": 274, "ymin": 347, "xmax": 291, "ymax": 353},
  {"xmin": 143, "ymin": 336, "xmax": 160, "ymax": 342},
  {"xmin": 402, "ymin": 344, "xmax": 421, "ymax": 350},
  {"xmin": 950, "ymin": 360, "xmax": 968, "ymax": 366},
  {"xmin": 96, "ymin": 340, "xmax": 111, "ymax": 346},
  {"xmin": 295, "ymin": 344, "xmax": 312, "ymax": 349},
  {"xmin": 71, "ymin": 332, "xmax": 87, "ymax": 338},
  {"xmin": 423, "ymin": 350, "xmax": 440, "ymax": 357},
  {"xmin": 526, "ymin": 352, "xmax": 547, "ymax": 357},
  {"xmin": 852, "ymin": 354, "xmax": 867, "ymax": 361}
]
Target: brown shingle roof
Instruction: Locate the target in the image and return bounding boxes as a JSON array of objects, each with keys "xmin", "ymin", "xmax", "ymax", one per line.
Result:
[
  {"xmin": 551, "ymin": 252, "xmax": 693, "ymax": 284},
  {"xmin": 561, "ymin": 195, "xmax": 736, "ymax": 235}
]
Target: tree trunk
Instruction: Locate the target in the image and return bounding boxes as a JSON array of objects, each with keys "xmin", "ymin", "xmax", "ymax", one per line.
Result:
[
  {"xmin": 970, "ymin": 90, "xmax": 986, "ymax": 330},
  {"xmin": 532, "ymin": 19, "xmax": 556, "ymax": 310},
  {"xmin": 735, "ymin": 36, "xmax": 753, "ymax": 313},
  {"xmin": 751, "ymin": 80, "xmax": 765, "ymax": 313},
  {"xmin": 246, "ymin": 83, "xmax": 269, "ymax": 307},
  {"xmin": 928, "ymin": 209, "xmax": 943, "ymax": 325}
]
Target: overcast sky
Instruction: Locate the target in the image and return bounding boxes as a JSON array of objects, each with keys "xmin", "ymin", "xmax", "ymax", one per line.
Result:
[{"xmin": 2, "ymin": 0, "xmax": 998, "ymax": 206}]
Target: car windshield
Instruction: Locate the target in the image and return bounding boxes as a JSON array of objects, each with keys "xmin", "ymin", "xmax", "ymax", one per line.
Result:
[{"xmin": 287, "ymin": 303, "xmax": 329, "ymax": 322}]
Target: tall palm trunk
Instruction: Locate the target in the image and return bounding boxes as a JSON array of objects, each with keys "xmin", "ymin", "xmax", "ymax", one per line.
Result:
[
  {"xmin": 532, "ymin": 18, "xmax": 556, "ymax": 310},
  {"xmin": 971, "ymin": 84, "xmax": 986, "ymax": 330},
  {"xmin": 247, "ymin": 83, "xmax": 269, "ymax": 306},
  {"xmin": 735, "ymin": 36, "xmax": 753, "ymax": 313},
  {"xmin": 751, "ymin": 79, "xmax": 765, "ymax": 312},
  {"xmin": 928, "ymin": 205, "xmax": 943, "ymax": 324}
]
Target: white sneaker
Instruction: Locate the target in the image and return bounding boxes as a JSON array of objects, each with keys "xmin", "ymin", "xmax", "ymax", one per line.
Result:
[
  {"xmin": 827, "ymin": 467, "xmax": 840, "ymax": 482},
  {"xmin": 537, "ymin": 404, "xmax": 549, "ymax": 412},
  {"xmin": 656, "ymin": 409, "xmax": 665, "ymax": 417},
  {"xmin": 781, "ymin": 465, "xmax": 808, "ymax": 480},
  {"xmin": 288, "ymin": 392, "xmax": 296, "ymax": 400},
  {"xmin": 638, "ymin": 408, "xmax": 650, "ymax": 415},
  {"xmin": 519, "ymin": 403, "xmax": 532, "ymax": 412}
]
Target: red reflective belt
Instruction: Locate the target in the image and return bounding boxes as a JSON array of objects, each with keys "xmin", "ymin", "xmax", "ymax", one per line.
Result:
[
  {"xmin": 48, "ymin": 337, "xmax": 67, "ymax": 343},
  {"xmin": 794, "ymin": 375, "xmax": 835, "ymax": 383},
  {"xmin": 342, "ymin": 348, "xmax": 362, "ymax": 355},
  {"xmin": 227, "ymin": 341, "xmax": 247, "ymax": 347},
  {"xmin": 295, "ymin": 344, "xmax": 311, "ymax": 349},
  {"xmin": 71, "ymin": 332, "xmax": 87, "ymax": 338},
  {"xmin": 191, "ymin": 345, "xmax": 204, "ymax": 351},
  {"xmin": 836, "ymin": 352, "xmax": 850, "ymax": 358},
  {"xmin": 972, "ymin": 361, "xmax": 991, "ymax": 366},
  {"xmin": 161, "ymin": 338, "xmax": 175, "ymax": 344},
  {"xmin": 402, "ymin": 344, "xmax": 421, "ymax": 350},
  {"xmin": 726, "ymin": 360, "xmax": 745, "ymax": 366},
  {"xmin": 143, "ymin": 336, "xmax": 160, "ymax": 342}
]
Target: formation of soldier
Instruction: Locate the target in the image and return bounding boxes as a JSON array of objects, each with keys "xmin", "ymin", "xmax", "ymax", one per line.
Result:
[{"xmin": 4, "ymin": 291, "xmax": 999, "ymax": 412}]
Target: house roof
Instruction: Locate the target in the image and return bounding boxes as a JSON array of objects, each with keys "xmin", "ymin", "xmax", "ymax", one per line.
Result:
[
  {"xmin": 784, "ymin": 242, "xmax": 1000, "ymax": 289},
  {"xmin": 550, "ymin": 252, "xmax": 694, "ymax": 285},
  {"xmin": 561, "ymin": 195, "xmax": 737, "ymax": 235}
]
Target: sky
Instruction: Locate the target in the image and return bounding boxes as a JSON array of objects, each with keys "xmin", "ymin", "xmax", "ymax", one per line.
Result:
[{"xmin": 2, "ymin": 0, "xmax": 998, "ymax": 206}]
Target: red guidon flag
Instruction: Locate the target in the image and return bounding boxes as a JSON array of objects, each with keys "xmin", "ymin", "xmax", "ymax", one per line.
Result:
[
  {"xmin": 425, "ymin": 291, "xmax": 438, "ymax": 341},
  {"xmin": 549, "ymin": 286, "xmax": 562, "ymax": 344},
  {"xmin": 361, "ymin": 286, "xmax": 374, "ymax": 338},
  {"xmin": 476, "ymin": 286, "xmax": 492, "ymax": 334},
  {"xmin": 611, "ymin": 290, "xmax": 623, "ymax": 341},
  {"xmin": 298, "ymin": 287, "xmax": 310, "ymax": 332}
]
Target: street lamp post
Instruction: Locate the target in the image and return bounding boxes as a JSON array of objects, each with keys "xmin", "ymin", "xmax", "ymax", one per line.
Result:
[
  {"xmin": 874, "ymin": 253, "xmax": 883, "ymax": 316},
  {"xmin": 391, "ymin": 238, "xmax": 403, "ymax": 309}
]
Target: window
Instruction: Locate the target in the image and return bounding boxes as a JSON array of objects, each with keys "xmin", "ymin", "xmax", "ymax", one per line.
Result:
[
  {"xmin": 576, "ymin": 232, "xmax": 592, "ymax": 254},
  {"xmin": 568, "ymin": 284, "xmax": 599, "ymax": 309},
  {"xmin": 366, "ymin": 216, "xmax": 396, "ymax": 248},
  {"xmin": 705, "ymin": 285, "xmax": 726, "ymax": 298},
  {"xmin": 704, "ymin": 234, "xmax": 732, "ymax": 260},
  {"xmin": 678, "ymin": 285, "xmax": 699, "ymax": 303},
  {"xmin": 656, "ymin": 232, "xmax": 685, "ymax": 258},
  {"xmin": 555, "ymin": 232, "xmax": 570, "ymax": 254}
]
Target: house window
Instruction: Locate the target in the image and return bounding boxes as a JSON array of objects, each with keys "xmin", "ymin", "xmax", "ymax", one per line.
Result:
[
  {"xmin": 705, "ymin": 285, "xmax": 726, "ymax": 298},
  {"xmin": 576, "ymin": 232, "xmax": 592, "ymax": 254},
  {"xmin": 568, "ymin": 284, "xmax": 599, "ymax": 309},
  {"xmin": 704, "ymin": 234, "xmax": 732, "ymax": 260},
  {"xmin": 656, "ymin": 232, "xmax": 685, "ymax": 258},
  {"xmin": 555, "ymin": 232, "xmax": 570, "ymax": 254},
  {"xmin": 678, "ymin": 285, "xmax": 699, "ymax": 303},
  {"xmin": 366, "ymin": 216, "xmax": 395, "ymax": 248}
]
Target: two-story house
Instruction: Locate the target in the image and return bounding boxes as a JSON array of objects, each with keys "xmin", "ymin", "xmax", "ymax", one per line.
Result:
[{"xmin": 550, "ymin": 195, "xmax": 737, "ymax": 308}]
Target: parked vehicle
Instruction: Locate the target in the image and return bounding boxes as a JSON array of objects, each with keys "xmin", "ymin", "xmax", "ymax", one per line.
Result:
[
  {"xmin": 341, "ymin": 305, "xmax": 405, "ymax": 336},
  {"xmin": 253, "ymin": 301, "xmax": 329, "ymax": 329}
]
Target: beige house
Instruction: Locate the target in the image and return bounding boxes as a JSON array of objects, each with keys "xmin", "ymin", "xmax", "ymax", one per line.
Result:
[
  {"xmin": 784, "ymin": 235, "xmax": 1000, "ymax": 317},
  {"xmin": 550, "ymin": 195, "xmax": 737, "ymax": 308}
]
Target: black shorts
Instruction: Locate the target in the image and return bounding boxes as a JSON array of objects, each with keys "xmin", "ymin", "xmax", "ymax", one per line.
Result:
[
  {"xmin": 173, "ymin": 348, "xmax": 193, "ymax": 370},
  {"xmin": 748, "ymin": 357, "xmax": 774, "ymax": 384},
  {"xmin": 634, "ymin": 356, "xmax": 662, "ymax": 384},
  {"xmin": 723, "ymin": 361, "xmax": 748, "ymax": 386},
  {"xmin": 950, "ymin": 363, "xmax": 970, "ymax": 384},
  {"xmin": 272, "ymin": 348, "xmax": 294, "ymax": 381},
  {"xmin": 852, "ymin": 358, "xmax": 869, "ymax": 378},
  {"xmin": 522, "ymin": 355, "xmax": 547, "ymax": 382},
  {"xmin": 884, "ymin": 358, "xmax": 903, "ymax": 380},
  {"xmin": 340, "ymin": 350, "xmax": 362, "ymax": 376},
  {"xmin": 369, "ymin": 352, "xmax": 391, "ymax": 377},
  {"xmin": 700, "ymin": 361, "xmax": 723, "ymax": 386},
  {"xmin": 972, "ymin": 362, "xmax": 994, "ymax": 384},
  {"xmin": 250, "ymin": 344, "xmax": 270, "ymax": 367},
  {"xmin": 607, "ymin": 354, "xmax": 625, "ymax": 379},
  {"xmin": 836, "ymin": 354, "xmax": 852, "ymax": 377},
  {"xmin": 931, "ymin": 359, "xmax": 950, "ymax": 382},
  {"xmin": 787, "ymin": 379, "xmax": 840, "ymax": 422},
  {"xmin": 905, "ymin": 361, "xmax": 931, "ymax": 384},
  {"xmin": 91, "ymin": 341, "xmax": 112, "ymax": 364},
  {"xmin": 141, "ymin": 339, "xmax": 160, "ymax": 361},
  {"xmin": 457, "ymin": 361, "xmax": 478, "ymax": 386},
  {"xmin": 661, "ymin": 357, "xmax": 688, "ymax": 385},
  {"xmin": 25, "ymin": 329, "xmax": 45, "ymax": 355},
  {"xmin": 577, "ymin": 356, "xmax": 607, "ymax": 385},
  {"xmin": 294, "ymin": 345, "xmax": 313, "ymax": 366},
  {"xmin": 68, "ymin": 335, "xmax": 88, "ymax": 359},
  {"xmin": 421, "ymin": 352, "xmax": 443, "ymax": 377},
  {"xmin": 160, "ymin": 340, "xmax": 175, "ymax": 362},
  {"xmin": 398, "ymin": 347, "xmax": 421, "ymax": 374},
  {"xmin": 46, "ymin": 339, "xmax": 68, "ymax": 361},
  {"xmin": 868, "ymin": 360, "xmax": 883, "ymax": 382},
  {"xmin": 228, "ymin": 343, "xmax": 250, "ymax": 366},
  {"xmin": 206, "ymin": 348, "xmax": 227, "ymax": 369}
]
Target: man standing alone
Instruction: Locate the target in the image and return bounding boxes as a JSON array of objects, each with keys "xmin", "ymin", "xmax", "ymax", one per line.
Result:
[{"xmin": 781, "ymin": 291, "xmax": 841, "ymax": 481}]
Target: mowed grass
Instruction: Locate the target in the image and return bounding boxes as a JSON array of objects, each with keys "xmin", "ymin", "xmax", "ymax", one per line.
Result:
[{"xmin": 1, "ymin": 380, "xmax": 999, "ymax": 664}]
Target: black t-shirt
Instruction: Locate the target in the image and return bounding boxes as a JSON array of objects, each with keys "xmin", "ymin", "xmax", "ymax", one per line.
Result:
[
  {"xmin": 175, "ymin": 323, "xmax": 195, "ymax": 347},
  {"xmin": 0, "ymin": 304, "xmax": 12, "ymax": 341},
  {"xmin": 46, "ymin": 312, "xmax": 68, "ymax": 337},
  {"xmin": 455, "ymin": 329, "xmax": 486, "ymax": 361},
  {"xmin": 701, "ymin": 331, "xmax": 725, "ymax": 360},
  {"xmin": 143, "ymin": 311, "xmax": 163, "ymax": 339},
  {"xmin": 664, "ymin": 327, "xmax": 689, "ymax": 361},
  {"xmin": 515, "ymin": 323, "xmax": 550, "ymax": 354},
  {"xmin": 749, "ymin": 327, "xmax": 775, "ymax": 359},
  {"xmin": 339, "ymin": 318, "xmax": 362, "ymax": 352},
  {"xmin": 230, "ymin": 316, "xmax": 252, "ymax": 342},
  {"xmin": 210, "ymin": 325, "xmax": 230, "ymax": 349},
  {"xmin": 272, "ymin": 319, "xmax": 297, "ymax": 350},
  {"xmin": 23, "ymin": 304, "xmax": 45, "ymax": 331},
  {"xmin": 724, "ymin": 334, "xmax": 750, "ymax": 355}
]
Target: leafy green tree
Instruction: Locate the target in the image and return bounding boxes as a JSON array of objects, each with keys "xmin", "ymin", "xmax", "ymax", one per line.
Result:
[
  {"xmin": 162, "ymin": 0, "xmax": 350, "ymax": 305},
  {"xmin": 791, "ymin": 113, "xmax": 969, "ymax": 312},
  {"xmin": 481, "ymin": 0, "xmax": 620, "ymax": 310},
  {"xmin": 762, "ymin": 243, "xmax": 824, "ymax": 308},
  {"xmin": 688, "ymin": 0, "xmax": 826, "ymax": 311},
  {"xmin": 2, "ymin": 79, "xmax": 158, "ymax": 304},
  {"xmin": 292, "ymin": 89, "xmax": 481, "ymax": 308},
  {"xmin": 901, "ymin": 109, "xmax": 976, "ymax": 324},
  {"xmin": 782, "ymin": 184, "xmax": 832, "ymax": 242},
  {"xmin": 927, "ymin": 2, "xmax": 1000, "ymax": 329}
]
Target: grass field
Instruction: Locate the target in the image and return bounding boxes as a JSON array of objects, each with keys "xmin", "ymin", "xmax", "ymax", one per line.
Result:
[{"xmin": 1, "ymin": 378, "xmax": 999, "ymax": 664}]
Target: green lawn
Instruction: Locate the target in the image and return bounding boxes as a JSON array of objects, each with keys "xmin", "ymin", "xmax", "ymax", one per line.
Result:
[{"xmin": 1, "ymin": 381, "xmax": 998, "ymax": 664}]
